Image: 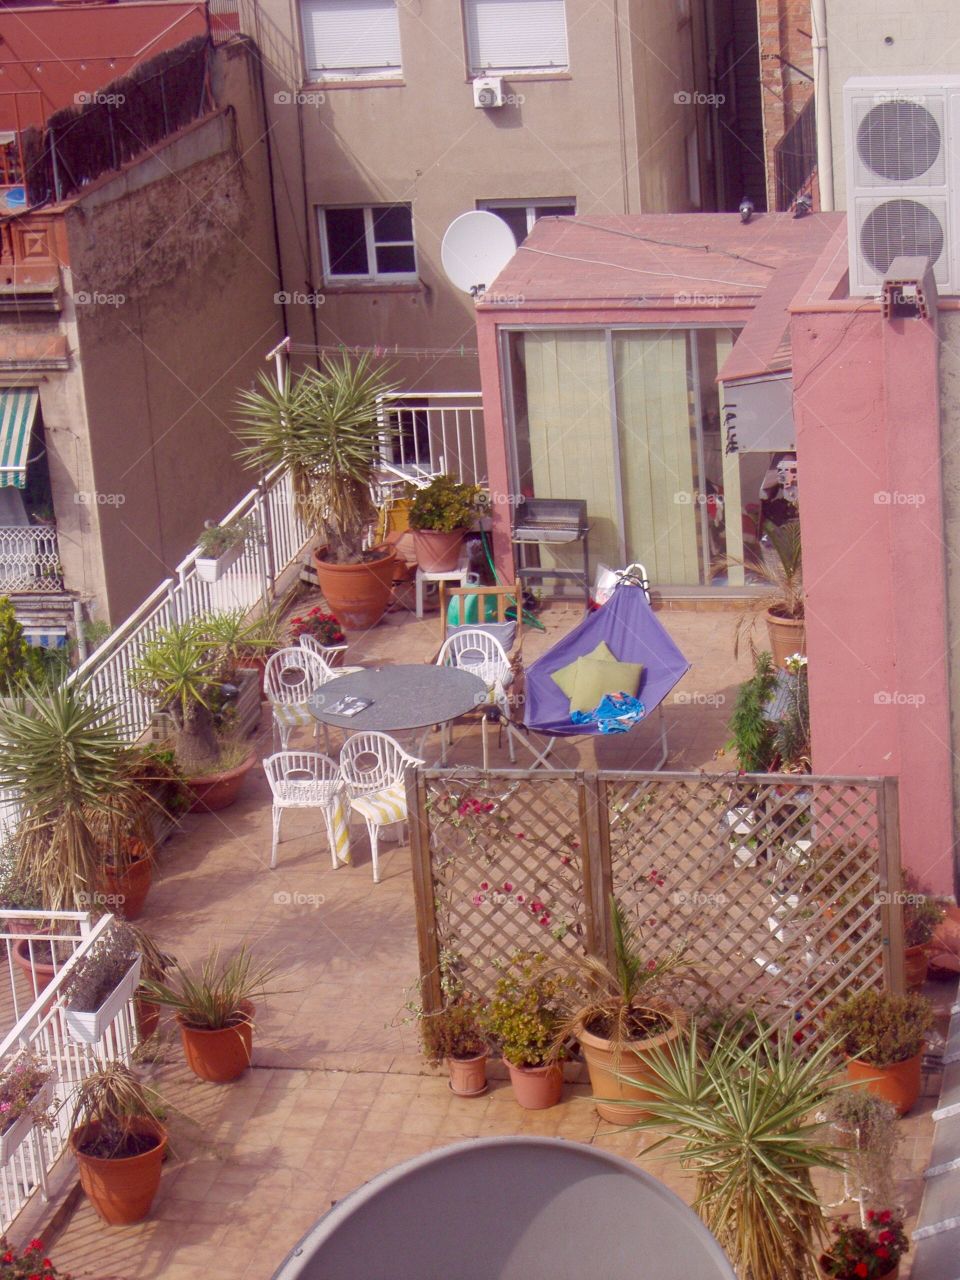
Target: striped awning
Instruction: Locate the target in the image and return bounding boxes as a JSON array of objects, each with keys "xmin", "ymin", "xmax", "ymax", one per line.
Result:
[{"xmin": 0, "ymin": 389, "xmax": 39, "ymax": 488}]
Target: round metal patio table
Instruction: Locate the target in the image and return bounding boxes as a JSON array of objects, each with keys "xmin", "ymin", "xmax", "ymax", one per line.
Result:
[{"xmin": 308, "ymin": 663, "xmax": 487, "ymax": 755}]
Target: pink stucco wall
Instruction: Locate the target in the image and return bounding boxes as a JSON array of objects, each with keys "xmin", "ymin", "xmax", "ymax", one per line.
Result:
[{"xmin": 791, "ymin": 261, "xmax": 956, "ymax": 894}]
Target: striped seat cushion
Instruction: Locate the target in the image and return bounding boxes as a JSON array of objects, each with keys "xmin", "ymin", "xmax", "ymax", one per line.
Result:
[
  {"xmin": 271, "ymin": 703, "xmax": 314, "ymax": 729},
  {"xmin": 350, "ymin": 781, "xmax": 407, "ymax": 826}
]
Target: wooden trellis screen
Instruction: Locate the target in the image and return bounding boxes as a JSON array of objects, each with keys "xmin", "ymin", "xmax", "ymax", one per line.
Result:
[{"xmin": 408, "ymin": 768, "xmax": 904, "ymax": 1044}]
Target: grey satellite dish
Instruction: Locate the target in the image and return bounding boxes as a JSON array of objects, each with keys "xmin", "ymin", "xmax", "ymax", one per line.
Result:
[
  {"xmin": 272, "ymin": 1136, "xmax": 737, "ymax": 1280},
  {"xmin": 441, "ymin": 210, "xmax": 518, "ymax": 297}
]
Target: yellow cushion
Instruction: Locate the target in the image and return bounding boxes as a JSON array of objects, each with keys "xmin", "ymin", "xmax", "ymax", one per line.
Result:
[
  {"xmin": 569, "ymin": 657, "xmax": 644, "ymax": 714},
  {"xmin": 551, "ymin": 641, "xmax": 616, "ymax": 698}
]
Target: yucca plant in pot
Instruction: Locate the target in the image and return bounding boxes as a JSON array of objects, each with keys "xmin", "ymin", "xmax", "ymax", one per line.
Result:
[
  {"xmin": 420, "ymin": 997, "xmax": 489, "ymax": 1097},
  {"xmin": 824, "ymin": 988, "xmax": 933, "ymax": 1115},
  {"xmin": 551, "ymin": 897, "xmax": 695, "ymax": 1124},
  {"xmin": 235, "ymin": 354, "xmax": 400, "ymax": 629},
  {"xmin": 129, "ymin": 618, "xmax": 255, "ymax": 812},
  {"xmin": 408, "ymin": 474, "xmax": 489, "ymax": 572},
  {"xmin": 69, "ymin": 1060, "xmax": 167, "ymax": 1224},
  {"xmin": 627, "ymin": 1019, "xmax": 850, "ymax": 1280},
  {"xmin": 733, "ymin": 518, "xmax": 804, "ymax": 669},
  {"xmin": 142, "ymin": 944, "xmax": 284, "ymax": 1082}
]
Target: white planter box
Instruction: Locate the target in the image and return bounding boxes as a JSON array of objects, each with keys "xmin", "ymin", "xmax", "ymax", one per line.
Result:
[
  {"xmin": 64, "ymin": 957, "xmax": 142, "ymax": 1045},
  {"xmin": 0, "ymin": 1078, "xmax": 52, "ymax": 1165},
  {"xmin": 196, "ymin": 541, "xmax": 244, "ymax": 583}
]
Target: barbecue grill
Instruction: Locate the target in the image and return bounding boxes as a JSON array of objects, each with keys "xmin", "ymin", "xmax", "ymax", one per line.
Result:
[{"xmin": 511, "ymin": 497, "xmax": 590, "ymax": 607}]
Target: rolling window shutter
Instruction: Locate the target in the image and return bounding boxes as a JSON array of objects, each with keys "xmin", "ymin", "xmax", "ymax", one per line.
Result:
[
  {"xmin": 301, "ymin": 0, "xmax": 402, "ymax": 76},
  {"xmin": 465, "ymin": 0, "xmax": 568, "ymax": 74}
]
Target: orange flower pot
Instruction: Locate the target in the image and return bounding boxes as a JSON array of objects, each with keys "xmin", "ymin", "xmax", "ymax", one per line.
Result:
[
  {"xmin": 177, "ymin": 1001, "xmax": 254, "ymax": 1082},
  {"xmin": 579, "ymin": 1013, "xmax": 685, "ymax": 1125},
  {"xmin": 505, "ymin": 1060, "xmax": 563, "ymax": 1110},
  {"xmin": 844, "ymin": 1049, "xmax": 923, "ymax": 1115},
  {"xmin": 101, "ymin": 853, "xmax": 152, "ymax": 920},
  {"xmin": 447, "ymin": 1051, "xmax": 488, "ymax": 1097},
  {"xmin": 904, "ymin": 943, "xmax": 929, "ymax": 990},
  {"xmin": 313, "ymin": 545, "xmax": 396, "ymax": 630},
  {"xmin": 185, "ymin": 753, "xmax": 256, "ymax": 814},
  {"xmin": 71, "ymin": 1118, "xmax": 167, "ymax": 1224}
]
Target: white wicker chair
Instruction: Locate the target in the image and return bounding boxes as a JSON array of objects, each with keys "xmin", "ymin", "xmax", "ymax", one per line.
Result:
[
  {"xmin": 298, "ymin": 634, "xmax": 364, "ymax": 680},
  {"xmin": 436, "ymin": 628, "xmax": 515, "ymax": 769},
  {"xmin": 262, "ymin": 751, "xmax": 346, "ymax": 870},
  {"xmin": 338, "ymin": 732, "xmax": 423, "ymax": 883},
  {"xmin": 264, "ymin": 647, "xmax": 329, "ymax": 750}
]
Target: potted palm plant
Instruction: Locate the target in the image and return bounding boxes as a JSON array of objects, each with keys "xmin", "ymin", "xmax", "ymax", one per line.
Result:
[
  {"xmin": 630, "ymin": 1020, "xmax": 849, "ymax": 1280},
  {"xmin": 69, "ymin": 1060, "xmax": 167, "ymax": 1224},
  {"xmin": 825, "ymin": 988, "xmax": 933, "ymax": 1115},
  {"xmin": 733, "ymin": 519, "xmax": 804, "ymax": 669},
  {"xmin": 419, "ymin": 997, "xmax": 489, "ymax": 1097},
  {"xmin": 130, "ymin": 619, "xmax": 256, "ymax": 812},
  {"xmin": 0, "ymin": 682, "xmax": 153, "ymax": 911},
  {"xmin": 235, "ymin": 355, "xmax": 400, "ymax": 629},
  {"xmin": 142, "ymin": 944, "xmax": 283, "ymax": 1083},
  {"xmin": 408, "ymin": 475, "xmax": 488, "ymax": 572},
  {"xmin": 194, "ymin": 513, "xmax": 259, "ymax": 583},
  {"xmin": 552, "ymin": 898, "xmax": 693, "ymax": 1124},
  {"xmin": 482, "ymin": 952, "xmax": 566, "ymax": 1109}
]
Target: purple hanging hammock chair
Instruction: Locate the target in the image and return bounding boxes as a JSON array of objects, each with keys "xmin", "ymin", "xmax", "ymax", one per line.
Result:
[{"xmin": 517, "ymin": 583, "xmax": 691, "ymax": 767}]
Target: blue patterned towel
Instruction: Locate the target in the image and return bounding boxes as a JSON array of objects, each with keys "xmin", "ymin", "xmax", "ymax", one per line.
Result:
[{"xmin": 571, "ymin": 692, "xmax": 646, "ymax": 734}]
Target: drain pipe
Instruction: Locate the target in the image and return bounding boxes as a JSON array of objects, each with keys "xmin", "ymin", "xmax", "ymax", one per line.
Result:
[{"xmin": 811, "ymin": 0, "xmax": 835, "ymax": 210}]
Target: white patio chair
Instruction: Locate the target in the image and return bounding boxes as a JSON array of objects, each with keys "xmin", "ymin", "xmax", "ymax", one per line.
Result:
[
  {"xmin": 436, "ymin": 628, "xmax": 515, "ymax": 770},
  {"xmin": 262, "ymin": 751, "xmax": 348, "ymax": 870},
  {"xmin": 339, "ymin": 732, "xmax": 423, "ymax": 883},
  {"xmin": 264, "ymin": 647, "xmax": 330, "ymax": 751},
  {"xmin": 297, "ymin": 633, "xmax": 365, "ymax": 680}
]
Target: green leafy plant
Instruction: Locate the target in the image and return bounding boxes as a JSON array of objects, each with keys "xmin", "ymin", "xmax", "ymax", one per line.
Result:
[
  {"xmin": 234, "ymin": 354, "xmax": 399, "ymax": 564},
  {"xmin": 196, "ymin": 513, "xmax": 259, "ymax": 559},
  {"xmin": 420, "ymin": 997, "xmax": 487, "ymax": 1064},
  {"xmin": 825, "ymin": 989, "xmax": 933, "ymax": 1066},
  {"xmin": 819, "ymin": 1209, "xmax": 909, "ymax": 1278},
  {"xmin": 408, "ymin": 475, "xmax": 488, "ymax": 533},
  {"xmin": 482, "ymin": 952, "xmax": 567, "ymax": 1068},
  {"xmin": 733, "ymin": 519, "xmax": 804, "ymax": 658},
  {"xmin": 726, "ymin": 650, "xmax": 778, "ymax": 771},
  {"xmin": 69, "ymin": 1059, "xmax": 165, "ymax": 1160},
  {"xmin": 0, "ymin": 682, "xmax": 152, "ymax": 909},
  {"xmin": 0, "ymin": 596, "xmax": 43, "ymax": 696},
  {"xmin": 142, "ymin": 944, "xmax": 285, "ymax": 1030},
  {"xmin": 0, "ymin": 1236, "xmax": 68, "ymax": 1277},
  {"xmin": 0, "ymin": 1050, "xmax": 55, "ymax": 1134},
  {"xmin": 628, "ymin": 1020, "xmax": 849, "ymax": 1280},
  {"xmin": 62, "ymin": 922, "xmax": 138, "ymax": 1013}
]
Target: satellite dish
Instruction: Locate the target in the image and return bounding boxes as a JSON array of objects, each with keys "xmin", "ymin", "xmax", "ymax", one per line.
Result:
[{"xmin": 441, "ymin": 211, "xmax": 518, "ymax": 296}]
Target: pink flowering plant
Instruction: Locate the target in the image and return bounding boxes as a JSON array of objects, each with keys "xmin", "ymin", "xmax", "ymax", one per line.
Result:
[
  {"xmin": 0, "ymin": 1237, "xmax": 68, "ymax": 1279},
  {"xmin": 287, "ymin": 607, "xmax": 345, "ymax": 648},
  {"xmin": 0, "ymin": 1051, "xmax": 55, "ymax": 1135},
  {"xmin": 819, "ymin": 1210, "xmax": 908, "ymax": 1279}
]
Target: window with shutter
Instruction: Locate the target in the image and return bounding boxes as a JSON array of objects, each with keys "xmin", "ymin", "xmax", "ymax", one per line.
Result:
[
  {"xmin": 319, "ymin": 205, "xmax": 418, "ymax": 283},
  {"xmin": 464, "ymin": 0, "xmax": 569, "ymax": 75},
  {"xmin": 300, "ymin": 0, "xmax": 403, "ymax": 80},
  {"xmin": 478, "ymin": 198, "xmax": 576, "ymax": 243}
]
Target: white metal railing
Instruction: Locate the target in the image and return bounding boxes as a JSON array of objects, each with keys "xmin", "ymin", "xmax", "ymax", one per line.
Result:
[
  {"xmin": 0, "ymin": 526, "xmax": 63, "ymax": 593},
  {"xmin": 0, "ymin": 913, "xmax": 138, "ymax": 1233},
  {"xmin": 377, "ymin": 393, "xmax": 485, "ymax": 487}
]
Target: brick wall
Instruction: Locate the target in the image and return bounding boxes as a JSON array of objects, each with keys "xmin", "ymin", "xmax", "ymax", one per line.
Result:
[{"xmin": 757, "ymin": 0, "xmax": 816, "ymax": 208}]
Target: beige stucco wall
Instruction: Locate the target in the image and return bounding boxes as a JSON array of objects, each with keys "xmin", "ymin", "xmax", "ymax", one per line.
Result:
[
  {"xmin": 826, "ymin": 0, "xmax": 960, "ymax": 208},
  {"xmin": 64, "ymin": 41, "xmax": 283, "ymax": 623},
  {"xmin": 242, "ymin": 0, "xmax": 713, "ymax": 391}
]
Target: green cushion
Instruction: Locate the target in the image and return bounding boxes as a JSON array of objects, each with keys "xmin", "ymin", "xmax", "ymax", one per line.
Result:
[
  {"xmin": 551, "ymin": 641, "xmax": 616, "ymax": 698},
  {"xmin": 569, "ymin": 657, "xmax": 644, "ymax": 714}
]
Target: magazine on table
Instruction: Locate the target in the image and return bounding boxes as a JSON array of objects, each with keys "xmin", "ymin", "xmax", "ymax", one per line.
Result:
[{"xmin": 325, "ymin": 694, "xmax": 372, "ymax": 717}]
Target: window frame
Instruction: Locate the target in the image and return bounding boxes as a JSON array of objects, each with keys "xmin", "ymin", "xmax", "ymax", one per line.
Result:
[
  {"xmin": 462, "ymin": 0, "xmax": 570, "ymax": 77},
  {"xmin": 477, "ymin": 197, "xmax": 577, "ymax": 241},
  {"xmin": 318, "ymin": 203, "xmax": 419, "ymax": 284},
  {"xmin": 299, "ymin": 0, "xmax": 404, "ymax": 83}
]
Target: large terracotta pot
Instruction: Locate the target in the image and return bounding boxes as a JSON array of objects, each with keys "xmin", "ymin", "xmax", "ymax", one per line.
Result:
[
  {"xmin": 579, "ymin": 1011, "xmax": 686, "ymax": 1125},
  {"xmin": 13, "ymin": 937, "xmax": 72, "ymax": 1010},
  {"xmin": 765, "ymin": 609, "xmax": 805, "ymax": 669},
  {"xmin": 904, "ymin": 943, "xmax": 929, "ymax": 990},
  {"xmin": 817, "ymin": 1255, "xmax": 899, "ymax": 1279},
  {"xmin": 185, "ymin": 752, "xmax": 256, "ymax": 814},
  {"xmin": 136, "ymin": 994, "xmax": 161, "ymax": 1040},
  {"xmin": 313, "ymin": 545, "xmax": 396, "ymax": 630},
  {"xmin": 505, "ymin": 1060, "xmax": 563, "ymax": 1110},
  {"xmin": 412, "ymin": 528, "xmax": 467, "ymax": 573},
  {"xmin": 177, "ymin": 1001, "xmax": 255, "ymax": 1082},
  {"xmin": 101, "ymin": 853, "xmax": 152, "ymax": 920},
  {"xmin": 447, "ymin": 1051, "xmax": 488, "ymax": 1098},
  {"xmin": 844, "ymin": 1049, "xmax": 924, "ymax": 1115},
  {"xmin": 71, "ymin": 1118, "xmax": 167, "ymax": 1224}
]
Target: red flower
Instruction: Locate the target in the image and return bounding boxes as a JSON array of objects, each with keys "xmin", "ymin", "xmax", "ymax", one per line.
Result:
[
  {"xmin": 29, "ymin": 1242, "xmax": 43, "ymax": 1253},
  {"xmin": 867, "ymin": 1211, "xmax": 876, "ymax": 1222},
  {"xmin": 879, "ymin": 1211, "xmax": 892, "ymax": 1224},
  {"xmin": 502, "ymin": 881, "xmax": 513, "ymax": 892},
  {"xmin": 538, "ymin": 912, "xmax": 551, "ymax": 926},
  {"xmin": 515, "ymin": 831, "xmax": 525, "ymax": 839},
  {"xmin": 529, "ymin": 899, "xmax": 544, "ymax": 913},
  {"xmin": 878, "ymin": 1231, "xmax": 894, "ymax": 1245},
  {"xmin": 479, "ymin": 881, "xmax": 490, "ymax": 892},
  {"xmin": 854, "ymin": 1265, "xmax": 868, "ymax": 1278},
  {"xmin": 3, "ymin": 1253, "xmax": 13, "ymax": 1264},
  {"xmin": 876, "ymin": 1246, "xmax": 890, "ymax": 1259},
  {"xmin": 560, "ymin": 855, "xmax": 571, "ymax": 866},
  {"xmin": 515, "ymin": 893, "xmax": 525, "ymax": 903}
]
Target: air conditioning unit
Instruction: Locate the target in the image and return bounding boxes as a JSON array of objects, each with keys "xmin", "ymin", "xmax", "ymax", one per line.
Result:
[
  {"xmin": 473, "ymin": 77, "xmax": 504, "ymax": 109},
  {"xmin": 844, "ymin": 76, "xmax": 960, "ymax": 296}
]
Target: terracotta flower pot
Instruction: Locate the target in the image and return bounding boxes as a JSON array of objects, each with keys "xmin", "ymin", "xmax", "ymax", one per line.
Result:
[
  {"xmin": 817, "ymin": 1255, "xmax": 899, "ymax": 1279},
  {"xmin": 185, "ymin": 752, "xmax": 256, "ymax": 814},
  {"xmin": 904, "ymin": 943, "xmax": 929, "ymax": 990},
  {"xmin": 844, "ymin": 1049, "xmax": 924, "ymax": 1115},
  {"xmin": 101, "ymin": 853, "xmax": 152, "ymax": 920},
  {"xmin": 313, "ymin": 545, "xmax": 396, "ymax": 630},
  {"xmin": 579, "ymin": 1011, "xmax": 686, "ymax": 1125},
  {"xmin": 12, "ymin": 936, "xmax": 72, "ymax": 1011},
  {"xmin": 177, "ymin": 1001, "xmax": 255, "ymax": 1082},
  {"xmin": 136, "ymin": 994, "xmax": 161, "ymax": 1040},
  {"xmin": 765, "ymin": 609, "xmax": 805, "ymax": 669},
  {"xmin": 412, "ymin": 528, "xmax": 467, "ymax": 573},
  {"xmin": 505, "ymin": 1059, "xmax": 563, "ymax": 1110},
  {"xmin": 71, "ymin": 1118, "xmax": 167, "ymax": 1224},
  {"xmin": 447, "ymin": 1051, "xmax": 488, "ymax": 1097}
]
